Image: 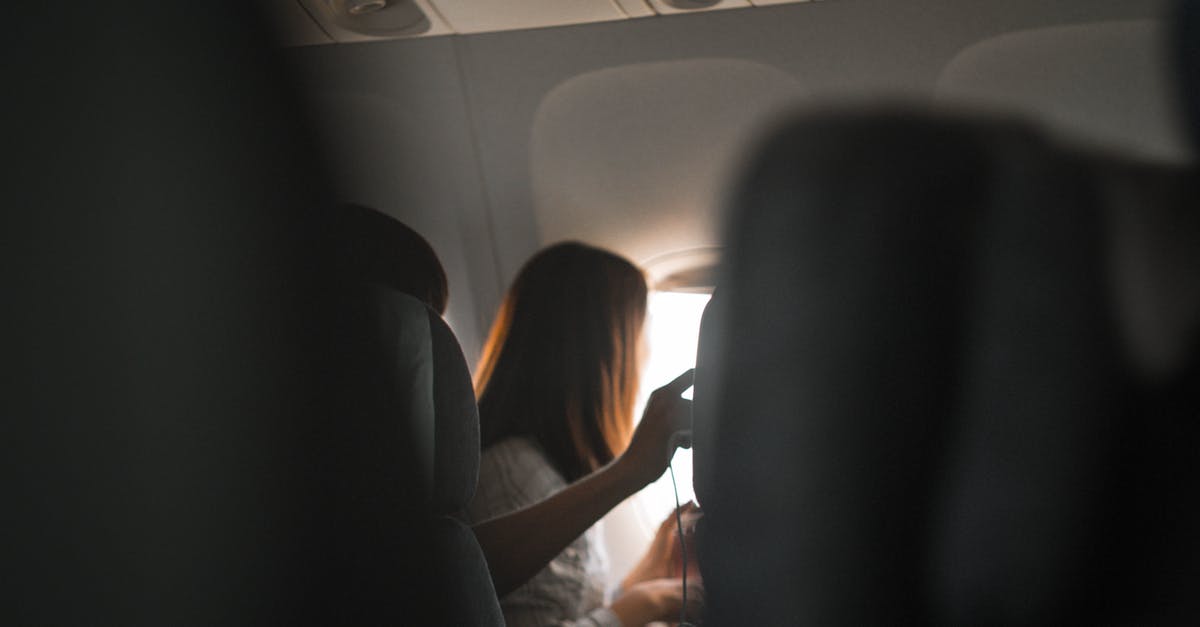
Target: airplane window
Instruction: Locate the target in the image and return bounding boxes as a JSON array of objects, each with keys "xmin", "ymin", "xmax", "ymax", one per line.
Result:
[
  {"xmin": 603, "ymin": 290, "xmax": 711, "ymax": 582},
  {"xmin": 634, "ymin": 291, "xmax": 710, "ymax": 517}
]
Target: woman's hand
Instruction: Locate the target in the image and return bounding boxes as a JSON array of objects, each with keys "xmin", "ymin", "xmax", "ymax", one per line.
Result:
[
  {"xmin": 610, "ymin": 577, "xmax": 704, "ymax": 626},
  {"xmin": 622, "ymin": 502, "xmax": 700, "ymax": 590},
  {"xmin": 616, "ymin": 369, "xmax": 694, "ymax": 489}
]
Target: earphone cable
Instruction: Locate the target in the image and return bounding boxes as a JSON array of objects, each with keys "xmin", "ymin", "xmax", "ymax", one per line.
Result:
[{"xmin": 668, "ymin": 462, "xmax": 693, "ymax": 626}]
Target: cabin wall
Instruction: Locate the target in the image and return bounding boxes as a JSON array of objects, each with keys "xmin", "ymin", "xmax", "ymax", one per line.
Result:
[
  {"xmin": 289, "ymin": 0, "xmax": 1168, "ymax": 363},
  {"xmin": 291, "ymin": 37, "xmax": 499, "ymax": 362}
]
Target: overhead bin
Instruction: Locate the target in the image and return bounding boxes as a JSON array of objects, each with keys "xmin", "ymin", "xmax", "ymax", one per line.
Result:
[{"xmin": 648, "ymin": 0, "xmax": 815, "ymax": 12}]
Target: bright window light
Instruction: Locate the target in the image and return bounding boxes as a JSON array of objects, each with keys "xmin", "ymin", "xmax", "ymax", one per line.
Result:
[
  {"xmin": 634, "ymin": 291, "xmax": 711, "ymax": 518},
  {"xmin": 602, "ymin": 291, "xmax": 711, "ymax": 582}
]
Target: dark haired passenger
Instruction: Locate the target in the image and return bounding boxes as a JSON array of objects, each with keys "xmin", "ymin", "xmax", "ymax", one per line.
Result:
[{"xmin": 467, "ymin": 242, "xmax": 702, "ymax": 627}]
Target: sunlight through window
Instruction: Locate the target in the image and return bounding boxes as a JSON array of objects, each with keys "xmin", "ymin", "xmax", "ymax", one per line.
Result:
[
  {"xmin": 633, "ymin": 291, "xmax": 710, "ymax": 525},
  {"xmin": 602, "ymin": 290, "xmax": 710, "ymax": 585}
]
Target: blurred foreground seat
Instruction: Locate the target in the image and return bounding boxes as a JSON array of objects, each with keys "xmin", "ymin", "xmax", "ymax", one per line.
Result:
[{"xmin": 696, "ymin": 108, "xmax": 1198, "ymax": 625}]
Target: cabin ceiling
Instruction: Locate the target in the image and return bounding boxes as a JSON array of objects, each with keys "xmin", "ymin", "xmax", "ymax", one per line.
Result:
[{"xmin": 263, "ymin": 0, "xmax": 813, "ymax": 45}]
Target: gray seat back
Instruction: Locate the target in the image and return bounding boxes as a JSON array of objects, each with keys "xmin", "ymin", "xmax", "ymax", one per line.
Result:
[
  {"xmin": 362, "ymin": 289, "xmax": 504, "ymax": 625},
  {"xmin": 697, "ymin": 109, "xmax": 1199, "ymax": 625}
]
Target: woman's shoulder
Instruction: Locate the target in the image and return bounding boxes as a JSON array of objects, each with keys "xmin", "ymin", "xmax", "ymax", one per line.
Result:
[
  {"xmin": 481, "ymin": 437, "xmax": 564, "ymax": 489},
  {"xmin": 469, "ymin": 437, "xmax": 567, "ymax": 521},
  {"xmin": 483, "ymin": 435, "xmax": 546, "ymax": 465}
]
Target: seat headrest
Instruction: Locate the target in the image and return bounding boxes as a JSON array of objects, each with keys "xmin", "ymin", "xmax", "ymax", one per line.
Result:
[
  {"xmin": 368, "ymin": 290, "xmax": 480, "ymax": 516},
  {"xmin": 701, "ymin": 108, "xmax": 1198, "ymax": 623},
  {"xmin": 691, "ymin": 289, "xmax": 724, "ymax": 506},
  {"xmin": 1176, "ymin": 0, "xmax": 1200, "ymax": 150},
  {"xmin": 426, "ymin": 303, "xmax": 482, "ymax": 515},
  {"xmin": 704, "ymin": 110, "xmax": 1018, "ymax": 623},
  {"xmin": 1095, "ymin": 157, "xmax": 1200, "ymax": 380}
]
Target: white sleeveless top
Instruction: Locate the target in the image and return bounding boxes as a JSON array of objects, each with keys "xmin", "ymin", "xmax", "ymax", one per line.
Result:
[{"xmin": 465, "ymin": 437, "xmax": 621, "ymax": 627}]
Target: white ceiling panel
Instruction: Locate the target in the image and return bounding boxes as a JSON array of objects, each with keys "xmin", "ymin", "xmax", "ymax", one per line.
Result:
[{"xmin": 614, "ymin": 0, "xmax": 657, "ymax": 18}]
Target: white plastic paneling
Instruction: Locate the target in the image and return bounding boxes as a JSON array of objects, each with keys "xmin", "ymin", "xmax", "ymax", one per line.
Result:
[
  {"xmin": 614, "ymin": 0, "xmax": 656, "ymax": 18},
  {"xmin": 749, "ymin": 0, "xmax": 812, "ymax": 6},
  {"xmin": 646, "ymin": 0, "xmax": 750, "ymax": 16},
  {"xmin": 430, "ymin": 0, "xmax": 626, "ymax": 34},
  {"xmin": 937, "ymin": 20, "xmax": 1188, "ymax": 163},
  {"xmin": 530, "ymin": 59, "xmax": 804, "ymax": 268}
]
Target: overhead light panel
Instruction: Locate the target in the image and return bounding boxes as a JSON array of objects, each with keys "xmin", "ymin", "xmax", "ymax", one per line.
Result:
[{"xmin": 297, "ymin": 0, "xmax": 451, "ymax": 41}]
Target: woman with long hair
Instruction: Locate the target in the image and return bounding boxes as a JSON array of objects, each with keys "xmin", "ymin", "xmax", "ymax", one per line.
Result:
[{"xmin": 467, "ymin": 242, "xmax": 702, "ymax": 627}]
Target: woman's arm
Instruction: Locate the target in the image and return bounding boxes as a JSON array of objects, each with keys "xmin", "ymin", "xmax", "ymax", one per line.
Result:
[
  {"xmin": 473, "ymin": 454, "xmax": 642, "ymax": 597},
  {"xmin": 474, "ymin": 369, "xmax": 694, "ymax": 597}
]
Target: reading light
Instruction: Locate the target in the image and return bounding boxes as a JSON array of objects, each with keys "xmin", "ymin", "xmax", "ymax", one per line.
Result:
[
  {"xmin": 663, "ymin": 0, "xmax": 723, "ymax": 8},
  {"xmin": 346, "ymin": 0, "xmax": 387, "ymax": 15},
  {"xmin": 311, "ymin": 0, "xmax": 430, "ymax": 37}
]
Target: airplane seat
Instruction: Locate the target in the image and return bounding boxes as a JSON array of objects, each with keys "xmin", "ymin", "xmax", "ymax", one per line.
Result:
[
  {"xmin": 1175, "ymin": 0, "xmax": 1200, "ymax": 149},
  {"xmin": 4, "ymin": 1, "xmax": 448, "ymax": 623},
  {"xmin": 690, "ymin": 288, "xmax": 728, "ymax": 621},
  {"xmin": 697, "ymin": 108, "xmax": 1199, "ymax": 625},
  {"xmin": 357, "ymin": 287, "xmax": 505, "ymax": 625},
  {"xmin": 425, "ymin": 295, "xmax": 506, "ymax": 626},
  {"xmin": 691, "ymin": 288, "xmax": 724, "ymax": 508}
]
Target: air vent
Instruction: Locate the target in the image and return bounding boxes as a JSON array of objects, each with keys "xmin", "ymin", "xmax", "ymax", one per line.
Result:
[
  {"xmin": 647, "ymin": 0, "xmax": 750, "ymax": 14},
  {"xmin": 298, "ymin": 0, "xmax": 444, "ymax": 40}
]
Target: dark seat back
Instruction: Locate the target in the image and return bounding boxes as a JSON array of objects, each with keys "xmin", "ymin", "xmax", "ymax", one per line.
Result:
[
  {"xmin": 697, "ymin": 109, "xmax": 1199, "ymax": 625},
  {"xmin": 692, "ymin": 289, "xmax": 724, "ymax": 509},
  {"xmin": 5, "ymin": 2, "xmax": 503, "ymax": 623},
  {"xmin": 357, "ymin": 288, "xmax": 504, "ymax": 625},
  {"xmin": 4, "ymin": 1, "xmax": 418, "ymax": 623}
]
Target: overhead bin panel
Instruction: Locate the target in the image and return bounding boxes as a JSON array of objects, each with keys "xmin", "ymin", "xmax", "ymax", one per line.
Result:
[
  {"xmin": 266, "ymin": 0, "xmax": 816, "ymax": 44},
  {"xmin": 430, "ymin": 0, "xmax": 628, "ymax": 34}
]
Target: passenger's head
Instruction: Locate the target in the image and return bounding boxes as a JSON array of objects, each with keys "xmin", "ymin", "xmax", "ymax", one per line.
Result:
[
  {"xmin": 475, "ymin": 242, "xmax": 648, "ymax": 481},
  {"xmin": 335, "ymin": 203, "xmax": 449, "ymax": 314}
]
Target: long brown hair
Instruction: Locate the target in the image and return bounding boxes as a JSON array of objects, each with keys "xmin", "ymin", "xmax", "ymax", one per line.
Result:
[{"xmin": 475, "ymin": 242, "xmax": 648, "ymax": 482}]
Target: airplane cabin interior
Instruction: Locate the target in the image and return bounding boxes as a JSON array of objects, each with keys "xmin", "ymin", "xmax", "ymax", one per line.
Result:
[{"xmin": 6, "ymin": 0, "xmax": 1198, "ymax": 624}]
